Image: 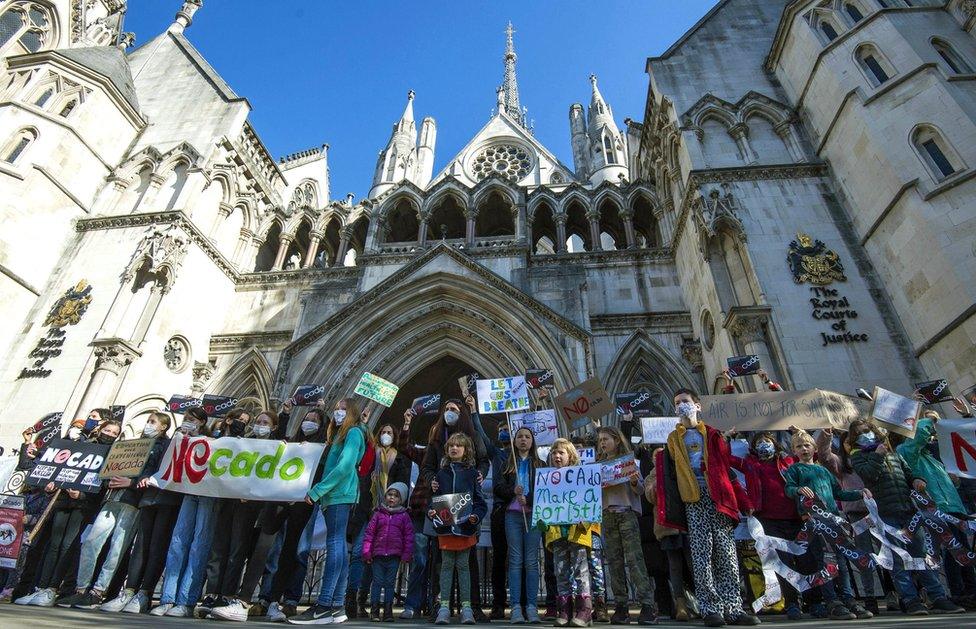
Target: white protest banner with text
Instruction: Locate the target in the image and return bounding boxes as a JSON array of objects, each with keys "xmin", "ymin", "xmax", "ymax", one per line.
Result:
[
  {"xmin": 641, "ymin": 417, "xmax": 678, "ymax": 444},
  {"xmin": 531, "ymin": 464, "xmax": 602, "ymax": 525},
  {"xmin": 510, "ymin": 410, "xmax": 558, "ymax": 446},
  {"xmin": 154, "ymin": 433, "xmax": 326, "ymax": 501},
  {"xmin": 871, "ymin": 386, "xmax": 920, "ymax": 438},
  {"xmin": 937, "ymin": 418, "xmax": 976, "ymax": 479},
  {"xmin": 600, "ymin": 455, "xmax": 638, "ymax": 487},
  {"xmin": 355, "ymin": 373, "xmax": 399, "ymax": 407},
  {"xmin": 476, "ymin": 377, "xmax": 530, "ymax": 414}
]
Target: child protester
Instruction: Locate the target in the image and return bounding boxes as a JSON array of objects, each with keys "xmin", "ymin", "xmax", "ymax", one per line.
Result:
[
  {"xmin": 783, "ymin": 428, "xmax": 872, "ymax": 621},
  {"xmin": 595, "ymin": 426, "xmax": 657, "ymax": 625},
  {"xmin": 544, "ymin": 438, "xmax": 600, "ymax": 628},
  {"xmin": 361, "ymin": 482, "xmax": 413, "ymax": 622},
  {"xmin": 428, "ymin": 432, "xmax": 487, "ymax": 625}
]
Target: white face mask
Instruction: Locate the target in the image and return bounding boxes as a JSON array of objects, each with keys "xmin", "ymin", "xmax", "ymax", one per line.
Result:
[
  {"xmin": 676, "ymin": 401, "xmax": 698, "ymax": 421},
  {"xmin": 142, "ymin": 424, "xmax": 160, "ymax": 438},
  {"xmin": 180, "ymin": 420, "xmax": 198, "ymax": 435},
  {"xmin": 252, "ymin": 424, "xmax": 271, "ymax": 438},
  {"xmin": 301, "ymin": 420, "xmax": 319, "ymax": 435},
  {"xmin": 380, "ymin": 433, "xmax": 393, "ymax": 447},
  {"xmin": 443, "ymin": 410, "xmax": 460, "ymax": 426},
  {"xmin": 333, "ymin": 409, "xmax": 346, "ymax": 425},
  {"xmin": 67, "ymin": 427, "xmax": 82, "ymax": 440}
]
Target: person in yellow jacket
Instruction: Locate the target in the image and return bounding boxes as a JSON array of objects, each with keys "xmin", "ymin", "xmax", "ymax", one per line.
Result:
[{"xmin": 542, "ymin": 439, "xmax": 600, "ymax": 628}]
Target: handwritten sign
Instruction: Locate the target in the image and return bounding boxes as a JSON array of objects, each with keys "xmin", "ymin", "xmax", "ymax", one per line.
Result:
[
  {"xmin": 871, "ymin": 386, "xmax": 920, "ymax": 437},
  {"xmin": 26, "ymin": 439, "xmax": 109, "ymax": 493},
  {"xmin": 476, "ymin": 377, "xmax": 529, "ymax": 414},
  {"xmin": 699, "ymin": 389, "xmax": 869, "ymax": 431},
  {"xmin": 99, "ymin": 437, "xmax": 155, "ymax": 479},
  {"xmin": 600, "ymin": 455, "xmax": 638, "ymax": 487},
  {"xmin": 554, "ymin": 377, "xmax": 613, "ymax": 430},
  {"xmin": 531, "ymin": 464, "xmax": 603, "ymax": 525},
  {"xmin": 640, "ymin": 417, "xmax": 678, "ymax": 444},
  {"xmin": 0, "ymin": 494, "xmax": 25, "ymax": 569},
  {"xmin": 938, "ymin": 418, "xmax": 976, "ymax": 479},
  {"xmin": 579, "ymin": 447, "xmax": 596, "ymax": 464},
  {"xmin": 355, "ymin": 373, "xmax": 399, "ymax": 407},
  {"xmin": 509, "ymin": 410, "xmax": 558, "ymax": 446}
]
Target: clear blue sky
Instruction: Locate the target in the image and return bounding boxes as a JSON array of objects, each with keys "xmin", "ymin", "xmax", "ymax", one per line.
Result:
[{"xmin": 124, "ymin": 1, "xmax": 719, "ymax": 199}]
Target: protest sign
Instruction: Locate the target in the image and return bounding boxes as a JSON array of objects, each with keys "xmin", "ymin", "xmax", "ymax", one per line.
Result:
[
  {"xmin": 0, "ymin": 494, "xmax": 26, "ymax": 569},
  {"xmin": 531, "ymin": 464, "xmax": 602, "ymax": 525},
  {"xmin": 525, "ymin": 369, "xmax": 555, "ymax": 390},
  {"xmin": 26, "ymin": 438, "xmax": 109, "ymax": 493},
  {"xmin": 914, "ymin": 379, "xmax": 953, "ymax": 405},
  {"xmin": 476, "ymin": 377, "xmax": 530, "ymax": 414},
  {"xmin": 615, "ymin": 392, "xmax": 656, "ymax": 418},
  {"xmin": 509, "ymin": 410, "xmax": 559, "ymax": 446},
  {"xmin": 355, "ymin": 373, "xmax": 399, "ymax": 407},
  {"xmin": 554, "ymin": 377, "xmax": 613, "ymax": 430},
  {"xmin": 640, "ymin": 417, "xmax": 678, "ymax": 444},
  {"xmin": 578, "ymin": 447, "xmax": 596, "ymax": 464},
  {"xmin": 24, "ymin": 412, "xmax": 62, "ymax": 449},
  {"xmin": 167, "ymin": 394, "xmax": 202, "ymax": 414},
  {"xmin": 600, "ymin": 454, "xmax": 638, "ymax": 487},
  {"xmin": 938, "ymin": 418, "xmax": 976, "ymax": 479},
  {"xmin": 410, "ymin": 394, "xmax": 441, "ymax": 417},
  {"xmin": 727, "ymin": 355, "xmax": 761, "ymax": 378},
  {"xmin": 699, "ymin": 389, "xmax": 869, "ymax": 432},
  {"xmin": 429, "ymin": 492, "xmax": 474, "ymax": 536},
  {"xmin": 202, "ymin": 394, "xmax": 239, "ymax": 418},
  {"xmin": 292, "ymin": 384, "xmax": 326, "ymax": 406},
  {"xmin": 458, "ymin": 372, "xmax": 481, "ymax": 397},
  {"xmin": 871, "ymin": 386, "xmax": 920, "ymax": 437},
  {"xmin": 99, "ymin": 437, "xmax": 156, "ymax": 479},
  {"xmin": 110, "ymin": 405, "xmax": 126, "ymax": 422},
  {"xmin": 154, "ymin": 432, "xmax": 326, "ymax": 501},
  {"xmin": 964, "ymin": 384, "xmax": 976, "ymax": 409},
  {"xmin": 2, "ymin": 470, "xmax": 26, "ymax": 495}
]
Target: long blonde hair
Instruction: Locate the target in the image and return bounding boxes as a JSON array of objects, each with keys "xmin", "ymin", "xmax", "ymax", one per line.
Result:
[
  {"xmin": 328, "ymin": 398, "xmax": 362, "ymax": 445},
  {"xmin": 549, "ymin": 438, "xmax": 580, "ymax": 467}
]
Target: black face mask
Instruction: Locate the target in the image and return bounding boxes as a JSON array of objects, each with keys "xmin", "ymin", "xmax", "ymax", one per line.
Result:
[
  {"xmin": 97, "ymin": 435, "xmax": 116, "ymax": 445},
  {"xmin": 229, "ymin": 421, "xmax": 245, "ymax": 438}
]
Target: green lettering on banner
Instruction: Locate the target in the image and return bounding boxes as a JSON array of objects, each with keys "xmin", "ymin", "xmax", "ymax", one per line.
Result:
[
  {"xmin": 279, "ymin": 458, "xmax": 304, "ymax": 481},
  {"xmin": 210, "ymin": 448, "xmax": 233, "ymax": 476},
  {"xmin": 230, "ymin": 451, "xmax": 259, "ymax": 477},
  {"xmin": 255, "ymin": 444, "xmax": 284, "ymax": 479}
]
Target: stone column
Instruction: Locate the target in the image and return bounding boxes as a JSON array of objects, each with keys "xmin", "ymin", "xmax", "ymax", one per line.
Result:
[
  {"xmin": 335, "ymin": 226, "xmax": 353, "ymax": 265},
  {"xmin": 728, "ymin": 123, "xmax": 758, "ymax": 164},
  {"xmin": 555, "ymin": 214, "xmax": 568, "ymax": 253},
  {"xmin": 211, "ymin": 202, "xmax": 233, "ymax": 236},
  {"xmin": 620, "ymin": 209, "xmax": 637, "ymax": 249},
  {"xmin": 304, "ymin": 231, "xmax": 323, "ymax": 268},
  {"xmin": 774, "ymin": 120, "xmax": 805, "ymax": 162},
  {"xmin": 464, "ymin": 210, "xmax": 477, "ymax": 246},
  {"xmin": 418, "ymin": 213, "xmax": 429, "ymax": 248},
  {"xmin": 74, "ymin": 339, "xmax": 142, "ymax": 415},
  {"xmin": 135, "ymin": 173, "xmax": 167, "ymax": 212},
  {"xmin": 586, "ymin": 209, "xmax": 602, "ymax": 251},
  {"xmin": 271, "ymin": 235, "xmax": 293, "ymax": 271},
  {"xmin": 726, "ymin": 307, "xmax": 777, "ymax": 392},
  {"xmin": 514, "ymin": 203, "xmax": 526, "ymax": 242}
]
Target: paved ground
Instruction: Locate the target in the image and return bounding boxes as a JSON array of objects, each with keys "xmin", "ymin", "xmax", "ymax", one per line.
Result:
[{"xmin": 0, "ymin": 607, "xmax": 974, "ymax": 628}]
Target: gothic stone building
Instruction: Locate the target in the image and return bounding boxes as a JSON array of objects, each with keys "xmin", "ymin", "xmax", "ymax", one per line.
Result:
[{"xmin": 0, "ymin": 0, "xmax": 973, "ymax": 445}]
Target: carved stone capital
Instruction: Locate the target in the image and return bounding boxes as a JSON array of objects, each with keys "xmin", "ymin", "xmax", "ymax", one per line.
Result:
[
  {"xmin": 191, "ymin": 359, "xmax": 216, "ymax": 394},
  {"xmin": 680, "ymin": 337, "xmax": 704, "ymax": 373},
  {"xmin": 728, "ymin": 123, "xmax": 750, "ymax": 140},
  {"xmin": 724, "ymin": 305, "xmax": 772, "ymax": 345},
  {"xmin": 91, "ymin": 338, "xmax": 142, "ymax": 375}
]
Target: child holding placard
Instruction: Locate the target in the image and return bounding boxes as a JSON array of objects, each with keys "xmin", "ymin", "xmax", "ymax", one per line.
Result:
[
  {"xmin": 544, "ymin": 438, "xmax": 600, "ymax": 628},
  {"xmin": 595, "ymin": 427, "xmax": 657, "ymax": 625}
]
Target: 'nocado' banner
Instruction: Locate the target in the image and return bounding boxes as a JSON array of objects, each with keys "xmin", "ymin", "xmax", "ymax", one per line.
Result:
[
  {"xmin": 167, "ymin": 394, "xmax": 202, "ymax": 414},
  {"xmin": 26, "ymin": 438, "xmax": 110, "ymax": 493},
  {"xmin": 202, "ymin": 394, "xmax": 239, "ymax": 418},
  {"xmin": 153, "ymin": 433, "xmax": 326, "ymax": 501}
]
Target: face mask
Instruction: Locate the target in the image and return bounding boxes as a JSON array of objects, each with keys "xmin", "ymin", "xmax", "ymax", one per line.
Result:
[
  {"xmin": 229, "ymin": 421, "xmax": 245, "ymax": 438},
  {"xmin": 67, "ymin": 427, "xmax": 82, "ymax": 440},
  {"xmin": 856, "ymin": 431, "xmax": 876, "ymax": 447},
  {"xmin": 676, "ymin": 401, "xmax": 698, "ymax": 420},
  {"xmin": 211, "ymin": 429, "xmax": 222, "ymax": 438},
  {"xmin": 252, "ymin": 424, "xmax": 271, "ymax": 438},
  {"xmin": 301, "ymin": 420, "xmax": 319, "ymax": 436},
  {"xmin": 380, "ymin": 433, "xmax": 393, "ymax": 447},
  {"xmin": 97, "ymin": 433, "xmax": 116, "ymax": 445},
  {"xmin": 84, "ymin": 418, "xmax": 99, "ymax": 432},
  {"xmin": 142, "ymin": 424, "xmax": 160, "ymax": 438},
  {"xmin": 755, "ymin": 441, "xmax": 775, "ymax": 458},
  {"xmin": 180, "ymin": 420, "xmax": 198, "ymax": 435},
  {"xmin": 498, "ymin": 431, "xmax": 510, "ymax": 443},
  {"xmin": 443, "ymin": 410, "xmax": 459, "ymax": 426},
  {"xmin": 333, "ymin": 410, "xmax": 346, "ymax": 425}
]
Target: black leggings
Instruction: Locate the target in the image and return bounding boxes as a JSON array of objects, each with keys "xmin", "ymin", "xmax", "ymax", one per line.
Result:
[
  {"xmin": 204, "ymin": 499, "xmax": 238, "ymax": 597},
  {"xmin": 37, "ymin": 508, "xmax": 84, "ymax": 589},
  {"xmin": 269, "ymin": 502, "xmax": 314, "ymax": 603},
  {"xmin": 218, "ymin": 500, "xmax": 263, "ymax": 598},
  {"xmin": 127, "ymin": 504, "xmax": 179, "ymax": 594}
]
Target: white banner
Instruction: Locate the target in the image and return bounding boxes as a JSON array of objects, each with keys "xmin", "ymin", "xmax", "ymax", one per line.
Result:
[
  {"xmin": 509, "ymin": 410, "xmax": 558, "ymax": 446},
  {"xmin": 937, "ymin": 418, "xmax": 976, "ymax": 479},
  {"xmin": 477, "ymin": 377, "xmax": 530, "ymax": 414},
  {"xmin": 531, "ymin": 464, "xmax": 602, "ymax": 525},
  {"xmin": 640, "ymin": 417, "xmax": 678, "ymax": 444},
  {"xmin": 153, "ymin": 433, "xmax": 326, "ymax": 501}
]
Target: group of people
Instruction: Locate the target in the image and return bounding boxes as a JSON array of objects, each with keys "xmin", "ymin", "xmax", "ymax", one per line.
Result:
[{"xmin": 1, "ymin": 381, "xmax": 975, "ymax": 628}]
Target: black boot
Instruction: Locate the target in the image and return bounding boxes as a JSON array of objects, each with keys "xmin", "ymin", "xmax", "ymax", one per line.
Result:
[
  {"xmin": 370, "ymin": 603, "xmax": 382, "ymax": 622},
  {"xmin": 345, "ymin": 592, "xmax": 358, "ymax": 620},
  {"xmin": 384, "ymin": 601, "xmax": 395, "ymax": 622},
  {"xmin": 359, "ymin": 589, "xmax": 370, "ymax": 619}
]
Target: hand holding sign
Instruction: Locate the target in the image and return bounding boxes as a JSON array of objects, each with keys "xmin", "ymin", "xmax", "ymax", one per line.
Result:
[
  {"xmin": 914, "ymin": 379, "xmax": 953, "ymax": 405},
  {"xmin": 727, "ymin": 355, "xmax": 761, "ymax": 378}
]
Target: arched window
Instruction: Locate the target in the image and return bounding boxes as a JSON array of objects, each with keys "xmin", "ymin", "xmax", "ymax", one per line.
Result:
[
  {"xmin": 855, "ymin": 44, "xmax": 893, "ymax": 86},
  {"xmin": 0, "ymin": 2, "xmax": 54, "ymax": 55},
  {"xmin": 932, "ymin": 39, "xmax": 972, "ymax": 75},
  {"xmin": 603, "ymin": 136, "xmax": 617, "ymax": 165},
  {"xmin": 2, "ymin": 128, "xmax": 37, "ymax": 164},
  {"xmin": 912, "ymin": 125, "xmax": 960, "ymax": 180},
  {"xmin": 58, "ymin": 98, "xmax": 77, "ymax": 117},
  {"xmin": 844, "ymin": 3, "xmax": 864, "ymax": 23},
  {"xmin": 34, "ymin": 87, "xmax": 53, "ymax": 107},
  {"xmin": 819, "ymin": 20, "xmax": 839, "ymax": 42}
]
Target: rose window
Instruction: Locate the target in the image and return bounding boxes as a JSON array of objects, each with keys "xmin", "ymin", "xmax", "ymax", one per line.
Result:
[
  {"xmin": 471, "ymin": 144, "xmax": 532, "ymax": 182},
  {"xmin": 164, "ymin": 336, "xmax": 190, "ymax": 373}
]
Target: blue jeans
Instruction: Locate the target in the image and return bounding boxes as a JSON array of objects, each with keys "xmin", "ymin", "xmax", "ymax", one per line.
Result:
[
  {"xmin": 258, "ymin": 529, "xmax": 285, "ymax": 602},
  {"xmin": 505, "ymin": 511, "xmax": 541, "ymax": 608},
  {"xmin": 316, "ymin": 503, "xmax": 352, "ymax": 607},
  {"xmin": 404, "ymin": 532, "xmax": 430, "ymax": 611},
  {"xmin": 881, "ymin": 514, "xmax": 947, "ymax": 603},
  {"xmin": 348, "ymin": 523, "xmax": 373, "ymax": 592},
  {"xmin": 811, "ymin": 532, "xmax": 854, "ymax": 603},
  {"xmin": 370, "ymin": 556, "xmax": 400, "ymax": 604},
  {"xmin": 160, "ymin": 495, "xmax": 216, "ymax": 605}
]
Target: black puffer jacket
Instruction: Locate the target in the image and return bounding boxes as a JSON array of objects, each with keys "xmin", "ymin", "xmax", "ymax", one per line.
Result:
[{"xmin": 850, "ymin": 448, "xmax": 917, "ymax": 518}]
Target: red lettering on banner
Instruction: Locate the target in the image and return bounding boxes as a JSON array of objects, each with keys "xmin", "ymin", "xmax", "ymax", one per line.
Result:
[
  {"xmin": 563, "ymin": 397, "xmax": 590, "ymax": 419},
  {"xmin": 161, "ymin": 437, "xmax": 211, "ymax": 483},
  {"xmin": 951, "ymin": 431, "xmax": 976, "ymax": 473}
]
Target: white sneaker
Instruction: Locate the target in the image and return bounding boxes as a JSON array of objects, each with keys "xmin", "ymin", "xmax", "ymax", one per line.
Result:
[
  {"xmin": 399, "ymin": 607, "xmax": 415, "ymax": 620},
  {"xmin": 267, "ymin": 602, "xmax": 287, "ymax": 622},
  {"xmin": 150, "ymin": 603, "xmax": 174, "ymax": 616},
  {"xmin": 101, "ymin": 589, "xmax": 135, "ymax": 612},
  {"xmin": 211, "ymin": 599, "xmax": 249, "ymax": 622},
  {"xmin": 331, "ymin": 608, "xmax": 347, "ymax": 624},
  {"xmin": 14, "ymin": 589, "xmax": 40, "ymax": 605},
  {"xmin": 165, "ymin": 604, "xmax": 191, "ymax": 617},
  {"xmin": 122, "ymin": 591, "xmax": 149, "ymax": 614},
  {"xmin": 30, "ymin": 588, "xmax": 56, "ymax": 607}
]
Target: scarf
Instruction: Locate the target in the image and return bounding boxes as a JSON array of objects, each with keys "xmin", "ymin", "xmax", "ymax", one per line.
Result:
[
  {"xmin": 373, "ymin": 446, "xmax": 398, "ymax": 506},
  {"xmin": 666, "ymin": 422, "xmax": 708, "ymax": 504}
]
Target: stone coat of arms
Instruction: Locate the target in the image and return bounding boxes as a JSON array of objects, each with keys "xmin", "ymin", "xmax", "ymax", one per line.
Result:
[{"xmin": 43, "ymin": 280, "xmax": 93, "ymax": 328}]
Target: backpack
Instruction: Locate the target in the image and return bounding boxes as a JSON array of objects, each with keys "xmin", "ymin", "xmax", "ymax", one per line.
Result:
[{"xmin": 358, "ymin": 435, "xmax": 376, "ymax": 479}]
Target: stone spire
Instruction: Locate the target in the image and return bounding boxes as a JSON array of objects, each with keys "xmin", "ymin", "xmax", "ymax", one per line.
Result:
[
  {"xmin": 395, "ymin": 89, "xmax": 416, "ymax": 134},
  {"xmin": 169, "ymin": 0, "xmax": 203, "ymax": 34},
  {"xmin": 500, "ymin": 21, "xmax": 527, "ymax": 128},
  {"xmin": 587, "ymin": 74, "xmax": 617, "ymax": 134}
]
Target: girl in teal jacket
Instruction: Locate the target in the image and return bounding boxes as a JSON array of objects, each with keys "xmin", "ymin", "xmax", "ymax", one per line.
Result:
[{"xmin": 896, "ymin": 413, "xmax": 966, "ymax": 514}]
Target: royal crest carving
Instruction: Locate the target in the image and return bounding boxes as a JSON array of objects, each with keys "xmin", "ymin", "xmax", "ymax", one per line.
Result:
[
  {"xmin": 787, "ymin": 232, "xmax": 846, "ymax": 286},
  {"xmin": 43, "ymin": 280, "xmax": 93, "ymax": 328}
]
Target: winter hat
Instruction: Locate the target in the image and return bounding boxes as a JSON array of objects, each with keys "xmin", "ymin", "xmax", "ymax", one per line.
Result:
[{"xmin": 386, "ymin": 482, "xmax": 409, "ymax": 504}]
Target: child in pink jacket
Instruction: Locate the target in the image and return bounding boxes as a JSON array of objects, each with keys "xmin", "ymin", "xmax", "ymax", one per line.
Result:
[{"xmin": 362, "ymin": 482, "xmax": 414, "ymax": 621}]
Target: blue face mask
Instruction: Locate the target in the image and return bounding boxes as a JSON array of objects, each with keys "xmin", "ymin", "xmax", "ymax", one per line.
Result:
[
  {"xmin": 856, "ymin": 431, "xmax": 877, "ymax": 448},
  {"xmin": 498, "ymin": 431, "xmax": 510, "ymax": 442},
  {"xmin": 444, "ymin": 411, "xmax": 459, "ymax": 426},
  {"xmin": 755, "ymin": 441, "xmax": 775, "ymax": 458}
]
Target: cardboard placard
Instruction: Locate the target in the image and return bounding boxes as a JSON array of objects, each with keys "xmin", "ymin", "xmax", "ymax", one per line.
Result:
[
  {"xmin": 963, "ymin": 384, "xmax": 976, "ymax": 409},
  {"xmin": 167, "ymin": 394, "xmax": 202, "ymax": 414},
  {"xmin": 458, "ymin": 372, "xmax": 481, "ymax": 397},
  {"xmin": 292, "ymin": 384, "xmax": 326, "ymax": 406},
  {"xmin": 429, "ymin": 492, "xmax": 474, "ymax": 536},
  {"xmin": 600, "ymin": 454, "xmax": 638, "ymax": 487},
  {"xmin": 525, "ymin": 369, "xmax": 555, "ymax": 390},
  {"xmin": 509, "ymin": 410, "xmax": 559, "ymax": 446},
  {"xmin": 727, "ymin": 355, "xmax": 761, "ymax": 378},
  {"xmin": 0, "ymin": 494, "xmax": 26, "ymax": 569},
  {"xmin": 410, "ymin": 394, "xmax": 442, "ymax": 417},
  {"xmin": 914, "ymin": 379, "xmax": 953, "ymax": 405},
  {"xmin": 698, "ymin": 389, "xmax": 869, "ymax": 431},
  {"xmin": 531, "ymin": 464, "xmax": 603, "ymax": 525},
  {"xmin": 26, "ymin": 438, "xmax": 110, "ymax": 493},
  {"xmin": 355, "ymin": 373, "xmax": 399, "ymax": 407},
  {"xmin": 25, "ymin": 412, "xmax": 63, "ymax": 449},
  {"xmin": 99, "ymin": 437, "xmax": 156, "ymax": 479},
  {"xmin": 615, "ymin": 392, "xmax": 656, "ymax": 418},
  {"xmin": 554, "ymin": 377, "xmax": 613, "ymax": 429},
  {"xmin": 871, "ymin": 386, "xmax": 920, "ymax": 437},
  {"xmin": 202, "ymin": 394, "xmax": 239, "ymax": 418},
  {"xmin": 938, "ymin": 418, "xmax": 976, "ymax": 480},
  {"xmin": 476, "ymin": 377, "xmax": 530, "ymax": 414},
  {"xmin": 640, "ymin": 417, "xmax": 679, "ymax": 444}
]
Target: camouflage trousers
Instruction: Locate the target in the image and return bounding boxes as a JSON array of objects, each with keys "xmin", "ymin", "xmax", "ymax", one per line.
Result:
[
  {"xmin": 602, "ymin": 508, "xmax": 655, "ymax": 606},
  {"xmin": 552, "ymin": 539, "xmax": 591, "ymax": 598}
]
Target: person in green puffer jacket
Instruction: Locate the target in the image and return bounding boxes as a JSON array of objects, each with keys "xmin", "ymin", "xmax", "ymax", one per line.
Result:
[{"xmin": 896, "ymin": 412, "xmax": 966, "ymax": 515}]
